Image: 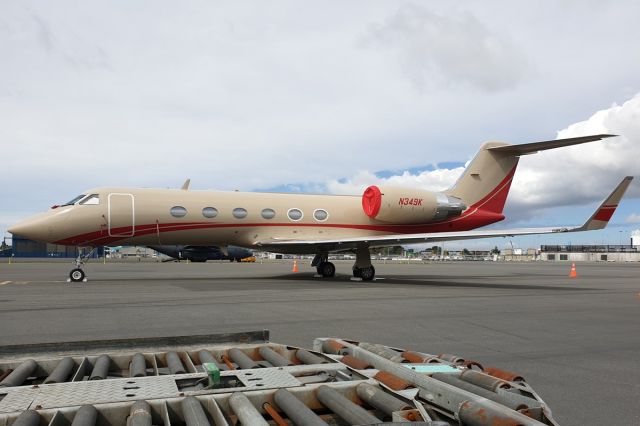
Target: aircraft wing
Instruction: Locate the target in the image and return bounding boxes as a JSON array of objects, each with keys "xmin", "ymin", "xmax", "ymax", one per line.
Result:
[{"xmin": 256, "ymin": 176, "xmax": 633, "ymax": 252}]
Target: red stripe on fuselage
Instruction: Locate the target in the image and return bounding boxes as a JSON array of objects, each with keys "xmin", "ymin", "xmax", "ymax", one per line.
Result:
[{"xmin": 54, "ymin": 166, "xmax": 518, "ymax": 246}]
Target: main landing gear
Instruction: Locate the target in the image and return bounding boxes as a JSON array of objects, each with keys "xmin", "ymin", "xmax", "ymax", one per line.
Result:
[
  {"xmin": 311, "ymin": 253, "xmax": 336, "ymax": 278},
  {"xmin": 312, "ymin": 245, "xmax": 376, "ymax": 281},
  {"xmin": 68, "ymin": 248, "xmax": 96, "ymax": 283},
  {"xmin": 351, "ymin": 245, "xmax": 375, "ymax": 281}
]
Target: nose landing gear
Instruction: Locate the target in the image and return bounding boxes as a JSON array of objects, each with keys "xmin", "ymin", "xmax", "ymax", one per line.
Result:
[
  {"xmin": 69, "ymin": 268, "xmax": 85, "ymax": 282},
  {"xmin": 68, "ymin": 248, "xmax": 96, "ymax": 283}
]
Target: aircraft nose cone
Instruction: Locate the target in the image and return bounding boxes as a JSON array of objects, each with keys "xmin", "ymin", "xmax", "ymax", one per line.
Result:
[{"xmin": 8, "ymin": 218, "xmax": 48, "ymax": 242}]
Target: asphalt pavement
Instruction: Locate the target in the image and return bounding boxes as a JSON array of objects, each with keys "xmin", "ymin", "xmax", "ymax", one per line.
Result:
[{"xmin": 0, "ymin": 259, "xmax": 638, "ymax": 425}]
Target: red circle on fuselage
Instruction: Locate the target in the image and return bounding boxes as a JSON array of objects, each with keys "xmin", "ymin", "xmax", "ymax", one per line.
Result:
[{"xmin": 362, "ymin": 185, "xmax": 382, "ymax": 218}]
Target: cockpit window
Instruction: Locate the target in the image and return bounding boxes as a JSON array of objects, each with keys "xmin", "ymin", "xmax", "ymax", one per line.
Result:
[
  {"xmin": 62, "ymin": 194, "xmax": 86, "ymax": 206},
  {"xmin": 80, "ymin": 194, "xmax": 100, "ymax": 205}
]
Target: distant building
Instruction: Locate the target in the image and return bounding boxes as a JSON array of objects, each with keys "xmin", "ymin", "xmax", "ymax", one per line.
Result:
[
  {"xmin": 540, "ymin": 244, "xmax": 639, "ymax": 262},
  {"xmin": 10, "ymin": 236, "xmax": 102, "ymax": 258},
  {"xmin": 632, "ymin": 229, "xmax": 640, "ymax": 247}
]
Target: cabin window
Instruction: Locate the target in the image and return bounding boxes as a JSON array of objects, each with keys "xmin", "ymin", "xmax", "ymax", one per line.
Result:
[
  {"xmin": 80, "ymin": 194, "xmax": 100, "ymax": 205},
  {"xmin": 261, "ymin": 208, "xmax": 276, "ymax": 219},
  {"xmin": 170, "ymin": 206, "xmax": 188, "ymax": 218},
  {"xmin": 313, "ymin": 209, "xmax": 328, "ymax": 221},
  {"xmin": 233, "ymin": 208, "xmax": 248, "ymax": 219},
  {"xmin": 287, "ymin": 208, "xmax": 303, "ymax": 221},
  {"xmin": 202, "ymin": 207, "xmax": 218, "ymax": 218}
]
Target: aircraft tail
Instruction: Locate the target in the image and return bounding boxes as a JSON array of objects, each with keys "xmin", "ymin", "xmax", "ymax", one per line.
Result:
[{"xmin": 445, "ymin": 134, "xmax": 616, "ymax": 215}]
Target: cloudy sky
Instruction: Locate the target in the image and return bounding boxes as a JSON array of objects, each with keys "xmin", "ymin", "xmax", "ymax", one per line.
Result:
[{"xmin": 2, "ymin": 1, "xmax": 639, "ymax": 249}]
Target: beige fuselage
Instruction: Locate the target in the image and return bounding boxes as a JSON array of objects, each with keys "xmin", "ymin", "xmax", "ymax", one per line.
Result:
[{"xmin": 11, "ymin": 185, "xmax": 495, "ymax": 253}]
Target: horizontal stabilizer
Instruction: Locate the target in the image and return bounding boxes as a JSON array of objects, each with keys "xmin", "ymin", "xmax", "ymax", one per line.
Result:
[{"xmin": 488, "ymin": 134, "xmax": 616, "ymax": 155}]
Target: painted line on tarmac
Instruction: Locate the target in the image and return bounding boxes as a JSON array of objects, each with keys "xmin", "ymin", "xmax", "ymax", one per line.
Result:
[{"xmin": 0, "ymin": 281, "xmax": 12, "ymax": 286}]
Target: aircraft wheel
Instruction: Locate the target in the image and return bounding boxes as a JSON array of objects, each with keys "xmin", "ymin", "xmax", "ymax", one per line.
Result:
[
  {"xmin": 69, "ymin": 268, "xmax": 85, "ymax": 282},
  {"xmin": 319, "ymin": 262, "xmax": 336, "ymax": 278},
  {"xmin": 354, "ymin": 266, "xmax": 375, "ymax": 281}
]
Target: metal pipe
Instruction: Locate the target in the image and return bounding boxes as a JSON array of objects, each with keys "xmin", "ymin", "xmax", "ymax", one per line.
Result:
[
  {"xmin": 356, "ymin": 383, "xmax": 412, "ymax": 415},
  {"xmin": 459, "ymin": 399, "xmax": 532, "ymax": 426},
  {"xmin": 259, "ymin": 347, "xmax": 292, "ymax": 367},
  {"xmin": 0, "ymin": 359, "xmax": 37, "ymax": 387},
  {"xmin": 129, "ymin": 400, "xmax": 153, "ymax": 426},
  {"xmin": 438, "ymin": 353, "xmax": 465, "ymax": 364},
  {"xmin": 401, "ymin": 351, "xmax": 439, "ymax": 363},
  {"xmin": 89, "ymin": 355, "xmax": 110, "ymax": 380},
  {"xmin": 316, "ymin": 385, "xmax": 380, "ymax": 425},
  {"xmin": 166, "ymin": 352, "xmax": 186, "ymax": 375},
  {"xmin": 295, "ymin": 349, "xmax": 327, "ymax": 365},
  {"xmin": 341, "ymin": 340, "xmax": 545, "ymax": 426},
  {"xmin": 274, "ymin": 389, "xmax": 328, "ymax": 426},
  {"xmin": 198, "ymin": 350, "xmax": 227, "ymax": 371},
  {"xmin": 459, "ymin": 369, "xmax": 511, "ymax": 392},
  {"xmin": 484, "ymin": 367, "xmax": 525, "ymax": 382},
  {"xmin": 228, "ymin": 348, "xmax": 259, "ymax": 369},
  {"xmin": 181, "ymin": 396, "xmax": 211, "ymax": 426},
  {"xmin": 340, "ymin": 355, "xmax": 371, "ymax": 370},
  {"xmin": 262, "ymin": 402, "xmax": 288, "ymax": 426},
  {"xmin": 358, "ymin": 342, "xmax": 405, "ymax": 363},
  {"xmin": 129, "ymin": 353, "xmax": 147, "ymax": 377},
  {"xmin": 44, "ymin": 357, "xmax": 75, "ymax": 384},
  {"xmin": 321, "ymin": 339, "xmax": 346, "ymax": 355},
  {"xmin": 373, "ymin": 371, "xmax": 412, "ymax": 390},
  {"xmin": 71, "ymin": 405, "xmax": 98, "ymax": 426},
  {"xmin": 12, "ymin": 410, "xmax": 40, "ymax": 426},
  {"xmin": 229, "ymin": 392, "xmax": 269, "ymax": 426},
  {"xmin": 431, "ymin": 373, "xmax": 535, "ymax": 411},
  {"xmin": 220, "ymin": 354, "xmax": 236, "ymax": 370}
]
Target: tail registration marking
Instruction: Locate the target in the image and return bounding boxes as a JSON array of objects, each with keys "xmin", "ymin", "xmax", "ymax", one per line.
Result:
[{"xmin": 399, "ymin": 198, "xmax": 423, "ymax": 206}]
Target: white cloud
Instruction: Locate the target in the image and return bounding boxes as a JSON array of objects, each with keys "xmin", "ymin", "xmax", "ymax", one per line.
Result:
[
  {"xmin": 326, "ymin": 167, "xmax": 464, "ymax": 196},
  {"xmin": 362, "ymin": 4, "xmax": 529, "ymax": 92},
  {"xmin": 627, "ymin": 213, "xmax": 640, "ymax": 224}
]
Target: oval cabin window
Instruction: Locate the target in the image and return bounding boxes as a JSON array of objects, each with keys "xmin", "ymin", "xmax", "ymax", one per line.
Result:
[
  {"xmin": 233, "ymin": 208, "xmax": 248, "ymax": 219},
  {"xmin": 287, "ymin": 208, "xmax": 303, "ymax": 221},
  {"xmin": 202, "ymin": 207, "xmax": 218, "ymax": 218},
  {"xmin": 313, "ymin": 209, "xmax": 329, "ymax": 221},
  {"xmin": 261, "ymin": 208, "xmax": 276, "ymax": 219},
  {"xmin": 170, "ymin": 206, "xmax": 187, "ymax": 218}
]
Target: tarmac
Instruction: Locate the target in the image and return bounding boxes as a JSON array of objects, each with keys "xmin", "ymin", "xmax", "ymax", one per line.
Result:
[{"xmin": 0, "ymin": 259, "xmax": 638, "ymax": 425}]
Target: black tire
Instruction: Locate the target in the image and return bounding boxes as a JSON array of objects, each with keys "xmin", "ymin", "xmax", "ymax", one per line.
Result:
[
  {"xmin": 352, "ymin": 266, "xmax": 362, "ymax": 278},
  {"xmin": 69, "ymin": 268, "xmax": 85, "ymax": 282},
  {"xmin": 360, "ymin": 266, "xmax": 375, "ymax": 281},
  {"xmin": 320, "ymin": 262, "xmax": 336, "ymax": 278}
]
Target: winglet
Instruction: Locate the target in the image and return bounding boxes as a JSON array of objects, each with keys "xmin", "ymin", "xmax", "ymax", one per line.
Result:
[
  {"xmin": 577, "ymin": 176, "xmax": 634, "ymax": 231},
  {"xmin": 181, "ymin": 179, "xmax": 191, "ymax": 190}
]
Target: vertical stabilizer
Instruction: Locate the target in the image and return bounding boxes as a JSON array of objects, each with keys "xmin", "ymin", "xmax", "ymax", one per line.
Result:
[
  {"xmin": 445, "ymin": 134, "xmax": 616, "ymax": 216},
  {"xmin": 445, "ymin": 142, "xmax": 519, "ymax": 215}
]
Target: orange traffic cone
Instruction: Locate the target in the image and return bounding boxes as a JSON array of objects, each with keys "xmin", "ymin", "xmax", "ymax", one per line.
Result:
[
  {"xmin": 292, "ymin": 260, "xmax": 299, "ymax": 273},
  {"xmin": 569, "ymin": 262, "xmax": 577, "ymax": 278}
]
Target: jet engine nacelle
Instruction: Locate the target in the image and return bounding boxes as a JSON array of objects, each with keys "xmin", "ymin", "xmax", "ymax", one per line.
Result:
[{"xmin": 362, "ymin": 185, "xmax": 466, "ymax": 224}]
